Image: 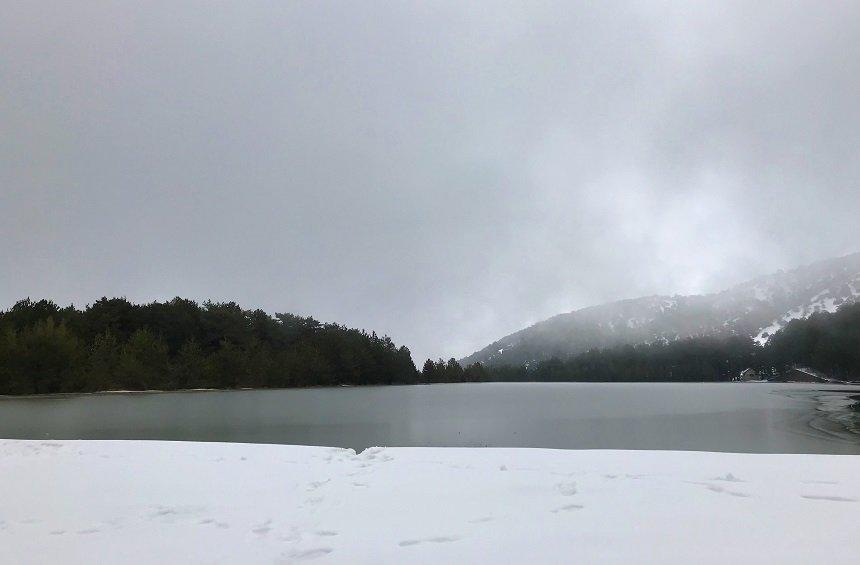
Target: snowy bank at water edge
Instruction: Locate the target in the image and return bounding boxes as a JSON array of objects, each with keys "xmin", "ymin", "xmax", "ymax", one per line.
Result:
[{"xmin": 1, "ymin": 440, "xmax": 858, "ymax": 564}]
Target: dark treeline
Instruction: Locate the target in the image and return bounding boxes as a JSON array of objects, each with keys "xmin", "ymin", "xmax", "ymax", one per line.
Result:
[
  {"xmin": 2, "ymin": 299, "xmax": 859, "ymax": 395},
  {"xmin": 468, "ymin": 303, "xmax": 860, "ymax": 383},
  {"xmin": 421, "ymin": 358, "xmax": 489, "ymax": 383},
  {"xmin": 765, "ymin": 301, "xmax": 860, "ymax": 380},
  {"xmin": 0, "ymin": 297, "xmax": 418, "ymax": 395},
  {"xmin": 479, "ymin": 335, "xmax": 759, "ymax": 383}
]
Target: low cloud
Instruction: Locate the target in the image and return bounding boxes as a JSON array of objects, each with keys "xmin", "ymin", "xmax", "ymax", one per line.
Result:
[{"xmin": 2, "ymin": 1, "xmax": 858, "ymax": 361}]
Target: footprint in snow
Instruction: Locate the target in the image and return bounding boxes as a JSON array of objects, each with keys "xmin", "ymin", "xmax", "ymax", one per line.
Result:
[
  {"xmin": 713, "ymin": 473, "xmax": 743, "ymax": 483},
  {"xmin": 399, "ymin": 536, "xmax": 460, "ymax": 547},
  {"xmin": 551, "ymin": 504, "xmax": 584, "ymax": 513},
  {"xmin": 357, "ymin": 447, "xmax": 393, "ymax": 462},
  {"xmin": 315, "ymin": 530, "xmax": 338, "ymax": 537},
  {"xmin": 705, "ymin": 484, "xmax": 750, "ymax": 498},
  {"xmin": 468, "ymin": 517, "xmax": 494, "ymax": 524},
  {"xmin": 555, "ymin": 482, "xmax": 577, "ymax": 496},
  {"xmin": 286, "ymin": 547, "xmax": 333, "ymax": 561},
  {"xmin": 801, "ymin": 495, "xmax": 856, "ymax": 502},
  {"xmin": 148, "ymin": 505, "xmax": 204, "ymax": 521},
  {"xmin": 252, "ymin": 519, "xmax": 273, "ymax": 535}
]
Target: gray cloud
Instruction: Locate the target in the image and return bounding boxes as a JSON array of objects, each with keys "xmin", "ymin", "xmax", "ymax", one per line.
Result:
[{"xmin": 2, "ymin": 1, "xmax": 858, "ymax": 362}]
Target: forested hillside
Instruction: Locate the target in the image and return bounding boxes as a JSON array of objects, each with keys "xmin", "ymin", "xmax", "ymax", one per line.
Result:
[
  {"xmin": 0, "ymin": 298, "xmax": 418, "ymax": 395},
  {"xmin": 475, "ymin": 303, "xmax": 860, "ymax": 383}
]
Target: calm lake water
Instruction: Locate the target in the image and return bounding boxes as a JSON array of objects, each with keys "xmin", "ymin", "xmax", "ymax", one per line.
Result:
[{"xmin": 1, "ymin": 383, "xmax": 859, "ymax": 454}]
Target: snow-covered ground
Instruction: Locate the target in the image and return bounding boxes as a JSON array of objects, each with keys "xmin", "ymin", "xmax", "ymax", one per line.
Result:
[{"xmin": 2, "ymin": 440, "xmax": 858, "ymax": 564}]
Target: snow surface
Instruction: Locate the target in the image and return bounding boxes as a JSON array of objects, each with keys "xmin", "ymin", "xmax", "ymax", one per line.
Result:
[{"xmin": 2, "ymin": 440, "xmax": 859, "ymax": 564}]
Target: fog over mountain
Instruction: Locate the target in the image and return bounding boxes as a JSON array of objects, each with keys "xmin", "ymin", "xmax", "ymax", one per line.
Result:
[
  {"xmin": 2, "ymin": 2, "xmax": 859, "ymax": 362},
  {"xmin": 462, "ymin": 252, "xmax": 860, "ymax": 367}
]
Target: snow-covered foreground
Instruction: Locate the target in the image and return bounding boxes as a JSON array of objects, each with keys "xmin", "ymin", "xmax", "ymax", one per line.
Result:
[{"xmin": 2, "ymin": 440, "xmax": 858, "ymax": 564}]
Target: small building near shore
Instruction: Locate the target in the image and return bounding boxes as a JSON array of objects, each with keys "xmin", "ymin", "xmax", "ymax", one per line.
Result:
[{"xmin": 735, "ymin": 368, "xmax": 762, "ymax": 382}]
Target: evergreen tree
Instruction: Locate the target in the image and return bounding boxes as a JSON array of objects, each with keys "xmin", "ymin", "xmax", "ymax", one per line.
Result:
[
  {"xmin": 173, "ymin": 338, "xmax": 208, "ymax": 389},
  {"xmin": 117, "ymin": 329, "xmax": 170, "ymax": 390}
]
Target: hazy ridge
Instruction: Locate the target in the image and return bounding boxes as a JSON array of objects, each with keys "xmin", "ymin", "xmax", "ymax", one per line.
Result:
[{"xmin": 462, "ymin": 252, "xmax": 860, "ymax": 367}]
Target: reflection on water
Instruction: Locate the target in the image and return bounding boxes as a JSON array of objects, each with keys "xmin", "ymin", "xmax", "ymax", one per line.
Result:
[{"xmin": 1, "ymin": 383, "xmax": 859, "ymax": 454}]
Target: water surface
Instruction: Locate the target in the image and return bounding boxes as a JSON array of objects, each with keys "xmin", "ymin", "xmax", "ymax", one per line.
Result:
[{"xmin": 1, "ymin": 383, "xmax": 859, "ymax": 453}]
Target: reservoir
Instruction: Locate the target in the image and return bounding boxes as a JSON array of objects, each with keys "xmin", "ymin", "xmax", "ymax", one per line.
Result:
[{"xmin": 1, "ymin": 382, "xmax": 859, "ymax": 454}]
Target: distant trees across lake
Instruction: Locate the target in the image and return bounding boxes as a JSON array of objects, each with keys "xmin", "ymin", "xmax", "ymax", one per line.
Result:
[
  {"xmin": 1, "ymin": 299, "xmax": 858, "ymax": 395},
  {"xmin": 0, "ymin": 298, "xmax": 418, "ymax": 395}
]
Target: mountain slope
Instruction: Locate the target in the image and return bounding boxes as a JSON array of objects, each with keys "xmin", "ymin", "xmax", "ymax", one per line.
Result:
[{"xmin": 462, "ymin": 252, "xmax": 860, "ymax": 367}]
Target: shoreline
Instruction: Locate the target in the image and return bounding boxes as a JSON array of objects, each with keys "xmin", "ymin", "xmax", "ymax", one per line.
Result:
[{"xmin": 4, "ymin": 379, "xmax": 860, "ymax": 401}]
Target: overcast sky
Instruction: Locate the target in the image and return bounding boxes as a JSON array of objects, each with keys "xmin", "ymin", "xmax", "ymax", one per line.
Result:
[{"xmin": 2, "ymin": 1, "xmax": 858, "ymax": 362}]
